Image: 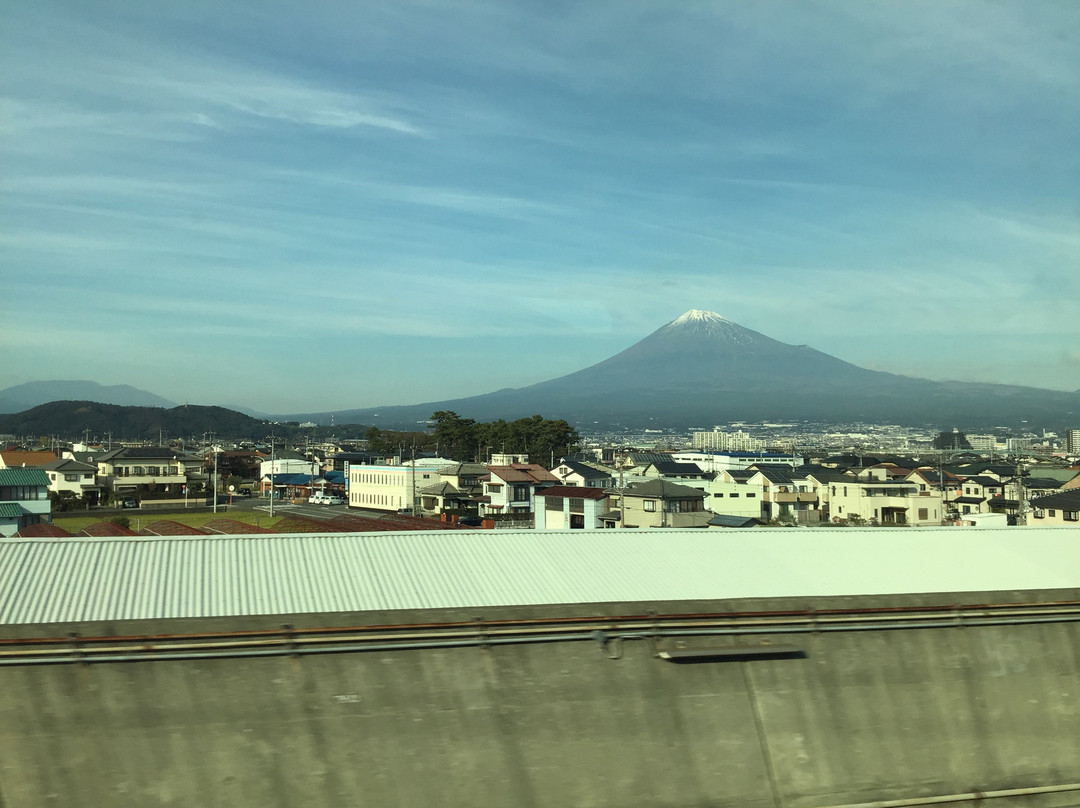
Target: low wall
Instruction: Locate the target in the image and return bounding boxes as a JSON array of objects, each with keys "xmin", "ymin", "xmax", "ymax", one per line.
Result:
[{"xmin": 3, "ymin": 591, "xmax": 1080, "ymax": 808}]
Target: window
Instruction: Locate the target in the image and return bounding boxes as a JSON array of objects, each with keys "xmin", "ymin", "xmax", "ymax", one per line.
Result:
[
  {"xmin": 918, "ymin": 508, "xmax": 928, "ymax": 520},
  {"xmin": 147, "ymin": 466, "xmax": 160, "ymax": 476},
  {"xmin": 569, "ymin": 498, "xmax": 584, "ymax": 513},
  {"xmin": 1065, "ymin": 511, "xmax": 1079, "ymax": 522},
  {"xmin": 513, "ymin": 485, "xmax": 529, "ymax": 501},
  {"xmin": 1049, "ymin": 509, "xmax": 1056, "ymax": 517},
  {"xmin": 643, "ymin": 500, "xmax": 656, "ymax": 512},
  {"xmin": 729, "ymin": 492, "xmax": 739, "ymax": 497},
  {"xmin": 746, "ymin": 493, "xmax": 756, "ymax": 498},
  {"xmin": 545, "ymin": 497, "xmax": 563, "ymax": 511},
  {"xmin": 65, "ymin": 473, "xmax": 79, "ymax": 482}
]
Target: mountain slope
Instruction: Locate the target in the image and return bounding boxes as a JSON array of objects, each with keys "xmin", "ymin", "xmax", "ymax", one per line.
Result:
[
  {"xmin": 293, "ymin": 310, "xmax": 1079, "ymax": 430},
  {"xmin": 0, "ymin": 402, "xmax": 271, "ymax": 440},
  {"xmin": 0, "ymin": 381, "xmax": 176, "ymax": 413}
]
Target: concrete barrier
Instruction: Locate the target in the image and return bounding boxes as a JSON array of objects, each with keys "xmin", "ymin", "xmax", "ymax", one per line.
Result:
[{"xmin": 2, "ymin": 593, "xmax": 1080, "ymax": 808}]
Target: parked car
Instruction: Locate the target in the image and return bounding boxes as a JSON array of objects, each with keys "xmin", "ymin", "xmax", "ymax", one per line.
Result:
[
  {"xmin": 121, "ymin": 498, "xmax": 139, "ymax": 509},
  {"xmin": 458, "ymin": 515, "xmax": 485, "ymax": 526},
  {"xmin": 308, "ymin": 492, "xmax": 331, "ymax": 505}
]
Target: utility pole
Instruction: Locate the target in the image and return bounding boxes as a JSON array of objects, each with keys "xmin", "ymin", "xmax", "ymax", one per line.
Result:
[{"xmin": 212, "ymin": 447, "xmax": 219, "ymax": 514}]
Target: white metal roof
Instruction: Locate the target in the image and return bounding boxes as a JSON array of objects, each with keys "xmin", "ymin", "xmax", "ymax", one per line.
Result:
[{"xmin": 2, "ymin": 527, "xmax": 1079, "ymax": 625}]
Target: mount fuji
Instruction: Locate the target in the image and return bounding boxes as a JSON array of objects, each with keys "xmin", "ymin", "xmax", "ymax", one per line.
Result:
[{"xmin": 293, "ymin": 310, "xmax": 1078, "ymax": 430}]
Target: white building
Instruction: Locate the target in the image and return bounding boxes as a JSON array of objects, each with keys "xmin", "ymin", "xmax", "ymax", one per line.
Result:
[
  {"xmin": 670, "ymin": 451, "xmax": 802, "ymax": 473},
  {"xmin": 348, "ymin": 460, "xmax": 453, "ymax": 513},
  {"xmin": 691, "ymin": 428, "xmax": 761, "ymax": 452}
]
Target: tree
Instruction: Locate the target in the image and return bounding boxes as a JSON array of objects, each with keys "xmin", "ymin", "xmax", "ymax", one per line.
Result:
[{"xmin": 430, "ymin": 411, "xmax": 477, "ymax": 461}]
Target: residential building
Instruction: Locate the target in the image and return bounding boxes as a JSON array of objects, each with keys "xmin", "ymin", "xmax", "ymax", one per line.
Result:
[
  {"xmin": 671, "ymin": 451, "xmax": 803, "ymax": 473},
  {"xmin": 550, "ymin": 459, "xmax": 613, "ymax": 489},
  {"xmin": 637, "ymin": 460, "xmax": 710, "ymax": 481},
  {"xmin": 418, "ymin": 463, "xmax": 489, "ymax": 516},
  {"xmin": 691, "ymin": 428, "xmax": 761, "ymax": 452},
  {"xmin": 481, "ymin": 464, "xmax": 559, "ymax": 517},
  {"xmin": 534, "ymin": 486, "xmax": 612, "ymax": 529},
  {"xmin": 1067, "ymin": 429, "xmax": 1080, "ymax": 456},
  {"xmin": 605, "ymin": 479, "xmax": 710, "ymax": 528},
  {"xmin": 95, "ymin": 447, "xmax": 202, "ymax": 506},
  {"xmin": 39, "ymin": 458, "xmax": 101, "ymax": 505},
  {"xmin": 1028, "ymin": 490, "xmax": 1080, "ymax": 526},
  {"xmin": 824, "ymin": 466, "xmax": 944, "ymax": 526},
  {"xmin": 0, "ymin": 467, "xmax": 51, "ymax": 537}
]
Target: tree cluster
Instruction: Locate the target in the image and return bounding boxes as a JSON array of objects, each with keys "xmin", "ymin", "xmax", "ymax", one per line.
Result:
[{"xmin": 430, "ymin": 411, "xmax": 579, "ymax": 465}]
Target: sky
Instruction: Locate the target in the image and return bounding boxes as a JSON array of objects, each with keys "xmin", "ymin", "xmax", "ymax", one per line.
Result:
[{"xmin": 2, "ymin": 1, "xmax": 1078, "ymax": 415}]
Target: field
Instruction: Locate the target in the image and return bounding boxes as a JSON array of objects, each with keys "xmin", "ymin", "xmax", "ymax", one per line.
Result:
[{"xmin": 52, "ymin": 509, "xmax": 285, "ymax": 533}]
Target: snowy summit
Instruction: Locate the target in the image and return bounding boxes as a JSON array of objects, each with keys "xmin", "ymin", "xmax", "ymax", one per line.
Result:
[{"xmin": 671, "ymin": 310, "xmax": 728, "ymax": 326}]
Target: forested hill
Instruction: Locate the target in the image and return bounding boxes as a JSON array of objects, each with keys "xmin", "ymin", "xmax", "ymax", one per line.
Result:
[{"xmin": 0, "ymin": 401, "xmax": 274, "ymax": 441}]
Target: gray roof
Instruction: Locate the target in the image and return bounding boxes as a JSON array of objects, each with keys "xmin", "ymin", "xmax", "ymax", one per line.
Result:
[
  {"xmin": 3, "ymin": 527, "xmax": 1080, "ymax": 625},
  {"xmin": 624, "ymin": 479, "xmax": 707, "ymax": 499}
]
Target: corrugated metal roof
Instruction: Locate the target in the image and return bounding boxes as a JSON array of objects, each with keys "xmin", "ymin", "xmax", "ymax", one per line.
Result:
[
  {"xmin": 2, "ymin": 527, "xmax": 1079, "ymax": 625},
  {"xmin": 0, "ymin": 467, "xmax": 50, "ymax": 486},
  {"xmin": 0, "ymin": 503, "xmax": 27, "ymax": 518}
]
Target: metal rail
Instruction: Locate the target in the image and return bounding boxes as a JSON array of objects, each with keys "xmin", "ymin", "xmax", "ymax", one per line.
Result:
[{"xmin": 3, "ymin": 600, "xmax": 1080, "ymax": 666}]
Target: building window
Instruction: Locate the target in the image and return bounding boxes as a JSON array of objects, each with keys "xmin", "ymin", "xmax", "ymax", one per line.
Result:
[
  {"xmin": 729, "ymin": 493, "xmax": 739, "ymax": 497},
  {"xmin": 1065, "ymin": 511, "xmax": 1079, "ymax": 522},
  {"xmin": 545, "ymin": 497, "xmax": 563, "ymax": 511},
  {"xmin": 746, "ymin": 493, "xmax": 756, "ymax": 498},
  {"xmin": 918, "ymin": 508, "xmax": 928, "ymax": 521},
  {"xmin": 569, "ymin": 498, "xmax": 584, "ymax": 513},
  {"xmin": 643, "ymin": 500, "xmax": 656, "ymax": 512},
  {"xmin": 1049, "ymin": 509, "xmax": 1056, "ymax": 517},
  {"xmin": 513, "ymin": 485, "xmax": 529, "ymax": 501},
  {"xmin": 65, "ymin": 474, "xmax": 79, "ymax": 482}
]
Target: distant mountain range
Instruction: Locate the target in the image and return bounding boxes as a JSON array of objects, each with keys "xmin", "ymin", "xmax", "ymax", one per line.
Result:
[
  {"xmin": 0, "ymin": 402, "xmax": 274, "ymax": 442},
  {"xmin": 0, "ymin": 381, "xmax": 176, "ymax": 414},
  {"xmin": 286, "ymin": 310, "xmax": 1080, "ymax": 430},
  {"xmin": 6, "ymin": 312, "xmax": 1078, "ymax": 435}
]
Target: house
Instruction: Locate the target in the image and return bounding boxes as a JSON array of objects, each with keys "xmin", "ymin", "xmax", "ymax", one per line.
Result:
[
  {"xmin": 747, "ymin": 466, "xmax": 822, "ymax": 524},
  {"xmin": 39, "ymin": 458, "xmax": 102, "ymax": 506},
  {"xmin": 604, "ymin": 479, "xmax": 710, "ymax": 528},
  {"xmin": 418, "ymin": 463, "xmax": 488, "ymax": 516},
  {"xmin": 1028, "ymin": 489, "xmax": 1080, "ymax": 526},
  {"xmin": 481, "ymin": 464, "xmax": 559, "ymax": 517},
  {"xmin": 0, "ymin": 467, "xmax": 51, "ymax": 537},
  {"xmin": 550, "ymin": 459, "xmax": 613, "ymax": 489},
  {"xmin": 95, "ymin": 447, "xmax": 202, "ymax": 506},
  {"xmin": 637, "ymin": 460, "xmax": 710, "ymax": 480},
  {"xmin": 534, "ymin": 486, "xmax": 612, "ymax": 529},
  {"xmin": 824, "ymin": 466, "xmax": 944, "ymax": 526}
]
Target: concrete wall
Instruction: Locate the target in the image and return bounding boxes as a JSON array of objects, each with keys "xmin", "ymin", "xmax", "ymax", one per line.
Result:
[{"xmin": 3, "ymin": 591, "xmax": 1080, "ymax": 808}]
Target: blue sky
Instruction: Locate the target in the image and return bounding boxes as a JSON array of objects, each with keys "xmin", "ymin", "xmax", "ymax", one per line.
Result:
[{"xmin": 2, "ymin": 1, "xmax": 1078, "ymax": 414}]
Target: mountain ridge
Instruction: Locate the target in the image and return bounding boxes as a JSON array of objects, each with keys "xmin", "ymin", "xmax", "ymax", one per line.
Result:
[{"xmin": 282, "ymin": 311, "xmax": 1078, "ymax": 430}]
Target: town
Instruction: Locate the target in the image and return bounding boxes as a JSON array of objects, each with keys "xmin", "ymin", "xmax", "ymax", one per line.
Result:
[{"xmin": 3, "ymin": 416, "xmax": 1079, "ymax": 537}]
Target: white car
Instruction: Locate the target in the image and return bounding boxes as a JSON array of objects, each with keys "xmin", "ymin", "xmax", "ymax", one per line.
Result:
[{"xmin": 309, "ymin": 492, "xmax": 344, "ymax": 505}]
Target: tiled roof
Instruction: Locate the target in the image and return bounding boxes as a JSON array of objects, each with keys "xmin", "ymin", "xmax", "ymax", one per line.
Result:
[
  {"xmin": 0, "ymin": 451, "xmax": 58, "ymax": 468},
  {"xmin": 486, "ymin": 465, "xmax": 559, "ymax": 484},
  {"xmin": 139, "ymin": 520, "xmax": 209, "ymax": 536},
  {"xmin": 556, "ymin": 460, "xmax": 610, "ymax": 479},
  {"xmin": 14, "ymin": 523, "xmax": 70, "ymax": 537},
  {"xmin": 0, "ymin": 503, "xmax": 26, "ymax": 518},
  {"xmin": 535, "ymin": 486, "xmax": 609, "ymax": 500},
  {"xmin": 647, "ymin": 461, "xmax": 705, "ymax": 476},
  {"xmin": 0, "ymin": 468, "xmax": 50, "ymax": 487},
  {"xmin": 1030, "ymin": 489, "xmax": 1080, "ymax": 511},
  {"xmin": 97, "ymin": 447, "xmax": 182, "ymax": 461},
  {"xmin": 77, "ymin": 521, "xmax": 138, "ymax": 537},
  {"xmin": 625, "ymin": 479, "xmax": 707, "ymax": 499}
]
